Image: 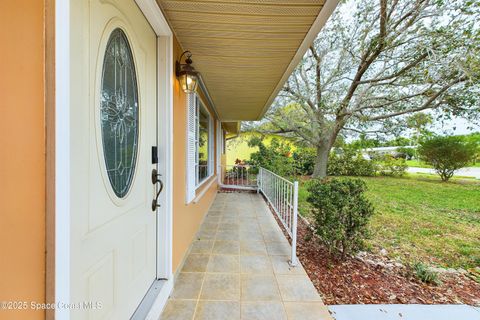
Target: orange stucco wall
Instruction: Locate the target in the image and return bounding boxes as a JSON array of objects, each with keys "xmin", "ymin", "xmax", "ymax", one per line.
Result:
[
  {"xmin": 172, "ymin": 38, "xmax": 219, "ymax": 273},
  {"xmin": 0, "ymin": 1, "xmax": 46, "ymax": 319},
  {"xmin": 0, "ymin": 13, "xmax": 219, "ymax": 319}
]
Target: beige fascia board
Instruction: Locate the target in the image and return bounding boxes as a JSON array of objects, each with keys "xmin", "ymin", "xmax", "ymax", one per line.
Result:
[{"xmin": 256, "ymin": 0, "xmax": 340, "ymax": 120}]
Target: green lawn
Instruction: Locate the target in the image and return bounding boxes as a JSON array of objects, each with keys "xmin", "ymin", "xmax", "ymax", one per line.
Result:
[
  {"xmin": 406, "ymin": 159, "xmax": 480, "ymax": 168},
  {"xmin": 405, "ymin": 160, "xmax": 432, "ymax": 168},
  {"xmin": 298, "ymin": 175, "xmax": 480, "ymax": 269}
]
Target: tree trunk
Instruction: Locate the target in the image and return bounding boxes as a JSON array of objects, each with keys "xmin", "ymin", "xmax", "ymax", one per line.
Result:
[{"xmin": 312, "ymin": 144, "xmax": 331, "ymax": 178}]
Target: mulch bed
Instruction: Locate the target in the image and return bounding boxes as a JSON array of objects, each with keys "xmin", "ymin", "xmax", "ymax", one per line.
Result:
[{"xmin": 262, "ymin": 194, "xmax": 480, "ymax": 306}]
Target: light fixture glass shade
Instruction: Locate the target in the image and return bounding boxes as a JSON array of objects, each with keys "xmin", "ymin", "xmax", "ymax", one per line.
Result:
[
  {"xmin": 176, "ymin": 51, "xmax": 199, "ymax": 94},
  {"xmin": 179, "ymin": 72, "xmax": 198, "ymax": 94}
]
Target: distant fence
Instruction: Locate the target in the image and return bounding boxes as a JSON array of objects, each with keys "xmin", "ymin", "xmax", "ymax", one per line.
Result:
[{"xmin": 220, "ymin": 165, "xmax": 258, "ymax": 190}]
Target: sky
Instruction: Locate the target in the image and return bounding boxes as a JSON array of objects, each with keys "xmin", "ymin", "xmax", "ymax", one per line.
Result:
[{"xmin": 431, "ymin": 116, "xmax": 479, "ymax": 136}]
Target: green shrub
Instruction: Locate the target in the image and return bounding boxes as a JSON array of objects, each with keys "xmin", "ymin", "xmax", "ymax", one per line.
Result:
[
  {"xmin": 306, "ymin": 178, "xmax": 375, "ymax": 257},
  {"xmin": 248, "ymin": 137, "xmax": 294, "ymax": 176},
  {"xmin": 418, "ymin": 136, "xmax": 477, "ymax": 181},
  {"xmin": 292, "ymin": 147, "xmax": 316, "ymax": 176},
  {"xmin": 397, "ymin": 147, "xmax": 416, "ymax": 160},
  {"xmin": 378, "ymin": 156, "xmax": 408, "ymax": 177},
  {"xmin": 327, "ymin": 149, "xmax": 377, "ymax": 177},
  {"xmin": 413, "ymin": 262, "xmax": 440, "ymax": 285}
]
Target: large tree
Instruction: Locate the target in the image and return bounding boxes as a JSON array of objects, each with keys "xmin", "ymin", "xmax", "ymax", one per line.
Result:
[{"xmin": 251, "ymin": 0, "xmax": 480, "ymax": 178}]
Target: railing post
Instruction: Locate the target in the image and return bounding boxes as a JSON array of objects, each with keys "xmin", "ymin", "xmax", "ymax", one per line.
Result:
[
  {"xmin": 289, "ymin": 181, "xmax": 299, "ymax": 267},
  {"xmin": 218, "ymin": 165, "xmax": 221, "ymax": 185},
  {"xmin": 257, "ymin": 167, "xmax": 262, "ymax": 193}
]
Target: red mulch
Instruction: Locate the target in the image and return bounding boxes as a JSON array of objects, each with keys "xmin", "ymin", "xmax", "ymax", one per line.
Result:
[{"xmin": 263, "ymin": 195, "xmax": 480, "ymax": 306}]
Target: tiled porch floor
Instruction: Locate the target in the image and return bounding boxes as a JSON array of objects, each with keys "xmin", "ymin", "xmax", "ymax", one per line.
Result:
[{"xmin": 160, "ymin": 192, "xmax": 332, "ymax": 320}]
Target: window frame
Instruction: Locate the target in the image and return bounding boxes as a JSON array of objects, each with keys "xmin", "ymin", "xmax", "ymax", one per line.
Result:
[{"xmin": 194, "ymin": 96, "xmax": 214, "ymax": 188}]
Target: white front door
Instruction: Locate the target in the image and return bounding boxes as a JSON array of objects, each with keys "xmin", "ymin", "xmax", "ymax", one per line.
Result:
[{"xmin": 70, "ymin": 0, "xmax": 158, "ymax": 318}]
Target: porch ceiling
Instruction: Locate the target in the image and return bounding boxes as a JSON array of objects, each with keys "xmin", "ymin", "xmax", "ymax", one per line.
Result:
[
  {"xmin": 222, "ymin": 121, "xmax": 240, "ymax": 135},
  {"xmin": 156, "ymin": 0, "xmax": 338, "ymax": 121}
]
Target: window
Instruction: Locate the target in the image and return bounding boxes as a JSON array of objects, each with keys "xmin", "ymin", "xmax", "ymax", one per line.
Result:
[
  {"xmin": 196, "ymin": 103, "xmax": 212, "ymax": 185},
  {"xmin": 186, "ymin": 94, "xmax": 214, "ymax": 203},
  {"xmin": 222, "ymin": 129, "xmax": 226, "ymax": 154},
  {"xmin": 100, "ymin": 28, "xmax": 139, "ymax": 198}
]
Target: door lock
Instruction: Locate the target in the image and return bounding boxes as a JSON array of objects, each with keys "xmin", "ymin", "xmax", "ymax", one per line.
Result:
[{"xmin": 151, "ymin": 169, "xmax": 164, "ymax": 211}]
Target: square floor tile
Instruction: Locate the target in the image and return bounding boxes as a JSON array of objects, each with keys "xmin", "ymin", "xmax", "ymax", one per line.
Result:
[
  {"xmin": 160, "ymin": 300, "xmax": 196, "ymax": 320},
  {"xmin": 182, "ymin": 254, "xmax": 210, "ymax": 272},
  {"xmin": 200, "ymin": 222, "xmax": 219, "ymax": 231},
  {"xmin": 276, "ymin": 275, "xmax": 321, "ymax": 302},
  {"xmin": 255, "ymin": 208, "xmax": 271, "ymax": 216},
  {"xmin": 262, "ymin": 230, "xmax": 288, "ymax": 243},
  {"xmin": 170, "ymin": 273, "xmax": 204, "ymax": 300},
  {"xmin": 239, "ymin": 224, "xmax": 262, "ymax": 233},
  {"xmin": 223, "ymin": 210, "xmax": 239, "ymax": 216},
  {"xmin": 218, "ymin": 222, "xmax": 239, "ymax": 231},
  {"xmin": 241, "ymin": 274, "xmax": 281, "ymax": 301},
  {"xmin": 284, "ymin": 302, "xmax": 331, "ymax": 320},
  {"xmin": 194, "ymin": 301, "xmax": 240, "ymax": 320},
  {"xmin": 270, "ymin": 256, "xmax": 306, "ymax": 275},
  {"xmin": 239, "ymin": 210, "xmax": 257, "ymax": 218},
  {"xmin": 206, "ymin": 211, "xmax": 222, "ymax": 217},
  {"xmin": 266, "ymin": 242, "xmax": 291, "ymax": 256},
  {"xmin": 200, "ymin": 273, "xmax": 240, "ymax": 300},
  {"xmin": 240, "ymin": 255, "xmax": 273, "ymax": 274},
  {"xmin": 241, "ymin": 301, "xmax": 287, "ymax": 320},
  {"xmin": 204, "ymin": 215, "xmax": 221, "ymax": 223},
  {"xmin": 239, "ymin": 230, "xmax": 265, "ymax": 241},
  {"xmin": 196, "ymin": 229, "xmax": 216, "ymax": 241},
  {"xmin": 216, "ymin": 229, "xmax": 240, "ymax": 241},
  {"xmin": 240, "ymin": 241, "xmax": 267, "ymax": 256},
  {"xmin": 190, "ymin": 240, "xmax": 214, "ymax": 254},
  {"xmin": 223, "ymin": 209, "xmax": 239, "ymax": 215},
  {"xmin": 259, "ymin": 221, "xmax": 282, "ymax": 231},
  {"xmin": 212, "ymin": 241, "xmax": 240, "ymax": 255},
  {"xmin": 221, "ymin": 216, "xmax": 239, "ymax": 223},
  {"xmin": 206, "ymin": 255, "xmax": 240, "ymax": 273},
  {"xmin": 238, "ymin": 217, "xmax": 257, "ymax": 224},
  {"xmin": 257, "ymin": 219, "xmax": 278, "ymax": 229}
]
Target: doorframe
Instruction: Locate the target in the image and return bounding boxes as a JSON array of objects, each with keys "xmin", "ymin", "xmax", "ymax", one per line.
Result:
[
  {"xmin": 53, "ymin": 0, "xmax": 174, "ymax": 318},
  {"xmin": 54, "ymin": 0, "xmax": 71, "ymax": 319},
  {"xmin": 136, "ymin": 0, "xmax": 174, "ymax": 291}
]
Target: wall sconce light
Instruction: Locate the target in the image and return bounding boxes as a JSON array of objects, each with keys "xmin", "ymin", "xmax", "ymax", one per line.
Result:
[{"xmin": 176, "ymin": 51, "xmax": 199, "ymax": 94}]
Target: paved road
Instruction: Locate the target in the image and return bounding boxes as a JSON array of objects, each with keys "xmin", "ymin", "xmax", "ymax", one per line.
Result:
[
  {"xmin": 329, "ymin": 304, "xmax": 480, "ymax": 320},
  {"xmin": 408, "ymin": 166, "xmax": 480, "ymax": 179}
]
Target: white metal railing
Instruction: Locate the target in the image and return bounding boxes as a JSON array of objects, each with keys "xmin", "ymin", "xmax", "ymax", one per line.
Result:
[
  {"xmin": 220, "ymin": 165, "xmax": 258, "ymax": 190},
  {"xmin": 258, "ymin": 167, "xmax": 299, "ymax": 267}
]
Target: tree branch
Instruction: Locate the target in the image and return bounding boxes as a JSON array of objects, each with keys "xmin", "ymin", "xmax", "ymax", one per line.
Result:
[
  {"xmin": 366, "ymin": 76, "xmax": 468, "ymax": 121},
  {"xmin": 338, "ymin": 0, "xmax": 389, "ymax": 116},
  {"xmin": 356, "ymin": 52, "xmax": 428, "ymax": 85}
]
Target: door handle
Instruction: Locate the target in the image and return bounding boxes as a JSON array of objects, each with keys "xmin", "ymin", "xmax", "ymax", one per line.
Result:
[{"xmin": 151, "ymin": 169, "xmax": 164, "ymax": 211}]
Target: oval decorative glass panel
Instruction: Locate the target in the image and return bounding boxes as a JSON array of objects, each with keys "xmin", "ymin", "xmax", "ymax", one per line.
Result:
[{"xmin": 100, "ymin": 28, "xmax": 139, "ymax": 198}]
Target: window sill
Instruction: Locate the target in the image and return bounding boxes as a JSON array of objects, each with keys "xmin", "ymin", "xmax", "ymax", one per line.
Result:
[
  {"xmin": 193, "ymin": 175, "xmax": 217, "ymax": 204},
  {"xmin": 196, "ymin": 172, "xmax": 214, "ymax": 190}
]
